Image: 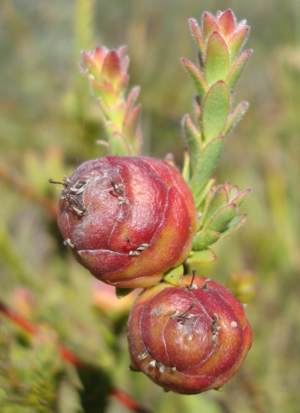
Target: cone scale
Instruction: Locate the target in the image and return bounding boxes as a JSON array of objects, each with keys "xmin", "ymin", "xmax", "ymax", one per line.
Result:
[
  {"xmin": 57, "ymin": 156, "xmax": 196, "ymax": 288},
  {"xmin": 128, "ymin": 276, "xmax": 252, "ymax": 394}
]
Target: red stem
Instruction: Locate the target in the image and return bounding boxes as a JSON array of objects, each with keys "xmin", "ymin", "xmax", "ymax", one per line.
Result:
[
  {"xmin": 0, "ymin": 300, "xmax": 150, "ymax": 413},
  {"xmin": 111, "ymin": 389, "xmax": 151, "ymax": 413}
]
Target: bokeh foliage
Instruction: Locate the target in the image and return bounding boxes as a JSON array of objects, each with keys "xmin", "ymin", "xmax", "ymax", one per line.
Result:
[{"xmin": 1, "ymin": 0, "xmax": 300, "ymax": 412}]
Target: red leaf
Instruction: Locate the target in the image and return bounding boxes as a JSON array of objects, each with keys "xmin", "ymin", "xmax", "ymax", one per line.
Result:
[{"xmin": 218, "ymin": 9, "xmax": 236, "ymax": 36}]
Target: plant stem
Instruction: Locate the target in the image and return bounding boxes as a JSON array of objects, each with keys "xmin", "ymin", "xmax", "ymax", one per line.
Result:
[{"xmin": 0, "ymin": 299, "xmax": 151, "ymax": 413}]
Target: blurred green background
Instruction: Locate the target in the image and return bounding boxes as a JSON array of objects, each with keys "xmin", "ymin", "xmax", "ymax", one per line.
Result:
[{"xmin": 1, "ymin": 0, "xmax": 300, "ymax": 412}]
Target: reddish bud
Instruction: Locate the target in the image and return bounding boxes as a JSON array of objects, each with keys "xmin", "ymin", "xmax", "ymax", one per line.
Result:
[
  {"xmin": 56, "ymin": 156, "xmax": 196, "ymax": 288},
  {"xmin": 194, "ymin": 10, "xmax": 250, "ymax": 62},
  {"xmin": 128, "ymin": 276, "xmax": 252, "ymax": 394},
  {"xmin": 81, "ymin": 46, "xmax": 129, "ymax": 99}
]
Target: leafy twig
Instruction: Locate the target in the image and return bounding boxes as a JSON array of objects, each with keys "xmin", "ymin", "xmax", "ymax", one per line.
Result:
[{"xmin": 0, "ymin": 299, "xmax": 151, "ymax": 413}]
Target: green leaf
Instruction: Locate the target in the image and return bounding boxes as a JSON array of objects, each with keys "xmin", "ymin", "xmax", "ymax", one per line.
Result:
[
  {"xmin": 181, "ymin": 57, "xmax": 207, "ymax": 98},
  {"xmin": 195, "ymin": 178, "xmax": 215, "ymax": 211},
  {"xmin": 202, "ymin": 184, "xmax": 249, "ymax": 231},
  {"xmin": 192, "ymin": 230, "xmax": 220, "ymax": 250},
  {"xmin": 163, "ymin": 265, "xmax": 184, "ymax": 286},
  {"xmin": 182, "ymin": 114, "xmax": 202, "ymax": 173},
  {"xmin": 226, "ymin": 49, "xmax": 253, "ymax": 90},
  {"xmin": 202, "ymin": 81, "xmax": 230, "ymax": 141},
  {"xmin": 224, "ymin": 101, "xmax": 249, "ymax": 135},
  {"xmin": 218, "ymin": 214, "xmax": 247, "ymax": 240},
  {"xmin": 191, "ymin": 137, "xmax": 224, "ymax": 201},
  {"xmin": 202, "ymin": 185, "xmax": 229, "ymax": 218},
  {"xmin": 207, "ymin": 204, "xmax": 236, "ymax": 233},
  {"xmin": 205, "ymin": 32, "xmax": 230, "ymax": 85},
  {"xmin": 188, "ymin": 18, "xmax": 206, "ymax": 54},
  {"xmin": 188, "ymin": 249, "xmax": 216, "ymax": 265},
  {"xmin": 182, "ymin": 149, "xmax": 191, "ymax": 182},
  {"xmin": 229, "ymin": 25, "xmax": 250, "ymax": 60}
]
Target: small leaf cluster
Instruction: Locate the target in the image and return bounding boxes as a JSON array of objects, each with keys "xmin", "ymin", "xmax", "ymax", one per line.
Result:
[
  {"xmin": 181, "ymin": 9, "xmax": 252, "ymax": 264},
  {"xmin": 0, "ymin": 325, "xmax": 62, "ymax": 413}
]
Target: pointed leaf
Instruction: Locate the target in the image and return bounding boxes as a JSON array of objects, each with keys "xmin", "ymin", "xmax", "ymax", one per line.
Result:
[
  {"xmin": 182, "ymin": 149, "xmax": 191, "ymax": 182},
  {"xmin": 192, "ymin": 229, "xmax": 220, "ymax": 250},
  {"xmin": 218, "ymin": 9, "xmax": 236, "ymax": 36},
  {"xmin": 102, "ymin": 50, "xmax": 121, "ymax": 79},
  {"xmin": 124, "ymin": 104, "xmax": 141, "ymax": 140},
  {"xmin": 224, "ymin": 101, "xmax": 249, "ymax": 134},
  {"xmin": 229, "ymin": 25, "xmax": 250, "ymax": 59},
  {"xmin": 230, "ymin": 186, "xmax": 251, "ymax": 205},
  {"xmin": 195, "ymin": 178, "xmax": 215, "ymax": 211},
  {"xmin": 205, "ymin": 32, "xmax": 230, "ymax": 85},
  {"xmin": 181, "ymin": 57, "xmax": 207, "ymax": 98},
  {"xmin": 182, "ymin": 114, "xmax": 202, "ymax": 173},
  {"xmin": 188, "ymin": 18, "xmax": 206, "ymax": 54},
  {"xmin": 227, "ymin": 49, "xmax": 253, "ymax": 90},
  {"xmin": 126, "ymin": 86, "xmax": 141, "ymax": 111},
  {"xmin": 203, "ymin": 184, "xmax": 250, "ymax": 228},
  {"xmin": 201, "ymin": 185, "xmax": 229, "ymax": 224},
  {"xmin": 191, "ymin": 137, "xmax": 224, "ymax": 201},
  {"xmin": 218, "ymin": 214, "xmax": 247, "ymax": 240},
  {"xmin": 202, "ymin": 12, "xmax": 218, "ymax": 38},
  {"xmin": 202, "ymin": 81, "xmax": 230, "ymax": 140},
  {"xmin": 81, "ymin": 47, "xmax": 107, "ymax": 79},
  {"xmin": 207, "ymin": 204, "xmax": 237, "ymax": 233},
  {"xmin": 117, "ymin": 45, "xmax": 128, "ymax": 59},
  {"xmin": 163, "ymin": 265, "xmax": 184, "ymax": 286},
  {"xmin": 188, "ymin": 249, "xmax": 216, "ymax": 265}
]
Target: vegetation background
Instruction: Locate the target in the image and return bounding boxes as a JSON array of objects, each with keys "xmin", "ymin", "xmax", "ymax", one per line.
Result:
[{"xmin": 0, "ymin": 0, "xmax": 300, "ymax": 412}]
